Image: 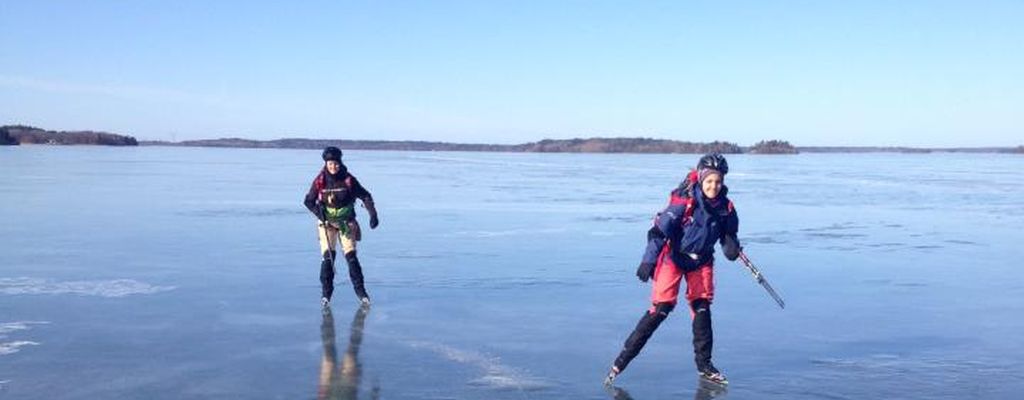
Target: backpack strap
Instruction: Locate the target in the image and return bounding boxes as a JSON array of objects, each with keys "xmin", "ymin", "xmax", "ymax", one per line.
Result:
[
  {"xmin": 667, "ymin": 186, "xmax": 697, "ymax": 222},
  {"xmin": 316, "ymin": 172, "xmax": 354, "ymax": 203},
  {"xmin": 313, "ymin": 170, "xmax": 326, "ymax": 200}
]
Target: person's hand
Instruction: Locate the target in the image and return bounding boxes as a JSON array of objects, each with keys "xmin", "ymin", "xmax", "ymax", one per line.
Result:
[
  {"xmin": 721, "ymin": 234, "xmax": 741, "ymax": 261},
  {"xmin": 636, "ymin": 262, "xmax": 656, "ymax": 282},
  {"xmin": 369, "ymin": 215, "xmax": 379, "ymax": 229}
]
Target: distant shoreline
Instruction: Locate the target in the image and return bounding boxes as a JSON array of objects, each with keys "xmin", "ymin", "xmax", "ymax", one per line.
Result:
[
  {"xmin": 4, "ymin": 125, "xmax": 1021, "ymax": 154},
  {"xmin": 139, "ymin": 137, "xmax": 1023, "ymax": 154}
]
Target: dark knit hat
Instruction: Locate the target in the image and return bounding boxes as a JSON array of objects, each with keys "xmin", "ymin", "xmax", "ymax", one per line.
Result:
[
  {"xmin": 322, "ymin": 146, "xmax": 342, "ymax": 162},
  {"xmin": 698, "ymin": 167, "xmax": 723, "ymax": 184}
]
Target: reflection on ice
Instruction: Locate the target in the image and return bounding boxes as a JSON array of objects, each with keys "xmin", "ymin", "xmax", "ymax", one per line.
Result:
[
  {"xmin": 693, "ymin": 380, "xmax": 729, "ymax": 400},
  {"xmin": 605, "ymin": 379, "xmax": 728, "ymax": 400},
  {"xmin": 319, "ymin": 306, "xmax": 379, "ymax": 400}
]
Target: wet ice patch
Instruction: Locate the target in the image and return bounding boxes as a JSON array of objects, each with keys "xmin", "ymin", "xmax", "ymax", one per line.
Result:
[
  {"xmin": 405, "ymin": 340, "xmax": 551, "ymax": 391},
  {"xmin": 0, "ymin": 277, "xmax": 174, "ymax": 297},
  {"xmin": 0, "ymin": 321, "xmax": 48, "ymax": 356}
]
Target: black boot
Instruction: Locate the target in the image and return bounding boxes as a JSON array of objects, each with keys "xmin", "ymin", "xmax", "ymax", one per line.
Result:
[
  {"xmin": 345, "ymin": 251, "xmax": 370, "ymax": 303},
  {"xmin": 320, "ymin": 250, "xmax": 336, "ymax": 302},
  {"xmin": 612, "ymin": 303, "xmax": 674, "ymax": 373}
]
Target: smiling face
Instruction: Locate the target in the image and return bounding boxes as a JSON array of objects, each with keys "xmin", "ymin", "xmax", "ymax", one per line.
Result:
[
  {"xmin": 701, "ymin": 172, "xmax": 723, "ymax": 199},
  {"xmin": 325, "ymin": 160, "xmax": 342, "ymax": 175}
]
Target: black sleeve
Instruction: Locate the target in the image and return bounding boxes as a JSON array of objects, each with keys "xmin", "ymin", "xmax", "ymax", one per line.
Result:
[
  {"xmin": 722, "ymin": 203, "xmax": 738, "ymax": 236},
  {"xmin": 348, "ymin": 175, "xmax": 373, "ymax": 203},
  {"xmin": 720, "ymin": 204, "xmax": 740, "ymax": 261},
  {"xmin": 303, "ymin": 180, "xmax": 320, "ymax": 216},
  {"xmin": 721, "ymin": 234, "xmax": 741, "ymax": 261}
]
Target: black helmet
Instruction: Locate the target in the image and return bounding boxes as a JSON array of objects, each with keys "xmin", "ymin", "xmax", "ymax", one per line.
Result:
[
  {"xmin": 322, "ymin": 146, "xmax": 342, "ymax": 162},
  {"xmin": 697, "ymin": 153, "xmax": 728, "ymax": 175}
]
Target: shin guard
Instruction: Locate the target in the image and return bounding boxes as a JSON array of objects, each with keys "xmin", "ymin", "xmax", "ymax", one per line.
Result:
[
  {"xmin": 691, "ymin": 299, "xmax": 713, "ymax": 370},
  {"xmin": 344, "ymin": 251, "xmax": 368, "ymax": 299},
  {"xmin": 320, "ymin": 250, "xmax": 337, "ymax": 300},
  {"xmin": 613, "ymin": 303, "xmax": 674, "ymax": 372}
]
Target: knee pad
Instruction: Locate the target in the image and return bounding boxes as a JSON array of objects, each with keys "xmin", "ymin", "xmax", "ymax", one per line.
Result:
[
  {"xmin": 652, "ymin": 302, "xmax": 675, "ymax": 317},
  {"xmin": 322, "ymin": 250, "xmax": 337, "ymax": 262},
  {"xmin": 690, "ymin": 299, "xmax": 710, "ymax": 314}
]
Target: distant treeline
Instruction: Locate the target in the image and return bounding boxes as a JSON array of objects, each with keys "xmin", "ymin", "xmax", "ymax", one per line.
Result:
[
  {"xmin": 799, "ymin": 146, "xmax": 1024, "ymax": 154},
  {"xmin": 1, "ymin": 125, "xmax": 138, "ymax": 146},
  {"xmin": 145, "ymin": 136, "xmax": 1024, "ymax": 154},
  {"xmin": 5, "ymin": 124, "xmax": 1019, "ymax": 153},
  {"xmin": 153, "ymin": 137, "xmax": 515, "ymax": 152},
  {"xmin": 521, "ymin": 138, "xmax": 744, "ymax": 153},
  {"xmin": 142, "ymin": 137, "xmax": 782, "ymax": 154}
]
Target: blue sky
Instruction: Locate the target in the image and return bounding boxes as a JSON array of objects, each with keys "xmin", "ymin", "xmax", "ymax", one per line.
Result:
[{"xmin": 1, "ymin": 1, "xmax": 1021, "ymax": 146}]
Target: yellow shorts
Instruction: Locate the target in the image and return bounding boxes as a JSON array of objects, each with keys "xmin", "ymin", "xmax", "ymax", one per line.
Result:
[{"xmin": 318, "ymin": 220, "xmax": 360, "ymax": 255}]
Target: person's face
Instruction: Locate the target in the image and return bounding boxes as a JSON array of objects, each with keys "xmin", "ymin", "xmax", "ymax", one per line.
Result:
[
  {"xmin": 701, "ymin": 173, "xmax": 723, "ymax": 199},
  {"xmin": 325, "ymin": 160, "xmax": 341, "ymax": 175}
]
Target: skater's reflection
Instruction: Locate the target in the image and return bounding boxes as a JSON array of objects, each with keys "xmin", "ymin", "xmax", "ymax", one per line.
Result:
[
  {"xmin": 604, "ymin": 379, "xmax": 726, "ymax": 400},
  {"xmin": 604, "ymin": 384, "xmax": 636, "ymax": 400},
  {"xmin": 318, "ymin": 306, "xmax": 379, "ymax": 400},
  {"xmin": 693, "ymin": 379, "xmax": 727, "ymax": 400}
]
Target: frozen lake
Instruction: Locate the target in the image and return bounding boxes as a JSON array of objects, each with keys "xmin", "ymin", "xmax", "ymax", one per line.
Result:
[{"xmin": 2, "ymin": 146, "xmax": 1022, "ymax": 399}]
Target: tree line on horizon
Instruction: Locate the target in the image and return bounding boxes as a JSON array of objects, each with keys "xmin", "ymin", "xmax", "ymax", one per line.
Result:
[
  {"xmin": 145, "ymin": 136, "xmax": 799, "ymax": 154},
  {"xmin": 2, "ymin": 125, "xmax": 787, "ymax": 152},
  {"xmin": 4, "ymin": 124, "xmax": 1021, "ymax": 154},
  {"xmin": 1, "ymin": 125, "xmax": 138, "ymax": 146}
]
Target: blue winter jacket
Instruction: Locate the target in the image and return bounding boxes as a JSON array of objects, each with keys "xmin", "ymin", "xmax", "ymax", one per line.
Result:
[{"xmin": 641, "ymin": 184, "xmax": 739, "ymax": 271}]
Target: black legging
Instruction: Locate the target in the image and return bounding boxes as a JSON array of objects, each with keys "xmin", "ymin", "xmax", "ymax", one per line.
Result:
[{"xmin": 612, "ymin": 299, "xmax": 714, "ymax": 372}]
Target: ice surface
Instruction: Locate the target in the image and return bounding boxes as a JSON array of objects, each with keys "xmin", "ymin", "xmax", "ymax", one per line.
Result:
[{"xmin": 1, "ymin": 146, "xmax": 1022, "ymax": 399}]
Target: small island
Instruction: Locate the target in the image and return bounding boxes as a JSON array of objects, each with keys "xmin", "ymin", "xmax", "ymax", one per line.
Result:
[
  {"xmin": 0, "ymin": 125, "xmax": 138, "ymax": 146},
  {"xmin": 746, "ymin": 140, "xmax": 798, "ymax": 154}
]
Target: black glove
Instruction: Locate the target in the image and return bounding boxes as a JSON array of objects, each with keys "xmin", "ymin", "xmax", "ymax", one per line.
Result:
[
  {"xmin": 314, "ymin": 209, "xmax": 326, "ymax": 222},
  {"xmin": 365, "ymin": 200, "xmax": 379, "ymax": 229},
  {"xmin": 721, "ymin": 234, "xmax": 741, "ymax": 261},
  {"xmin": 636, "ymin": 262, "xmax": 656, "ymax": 282}
]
